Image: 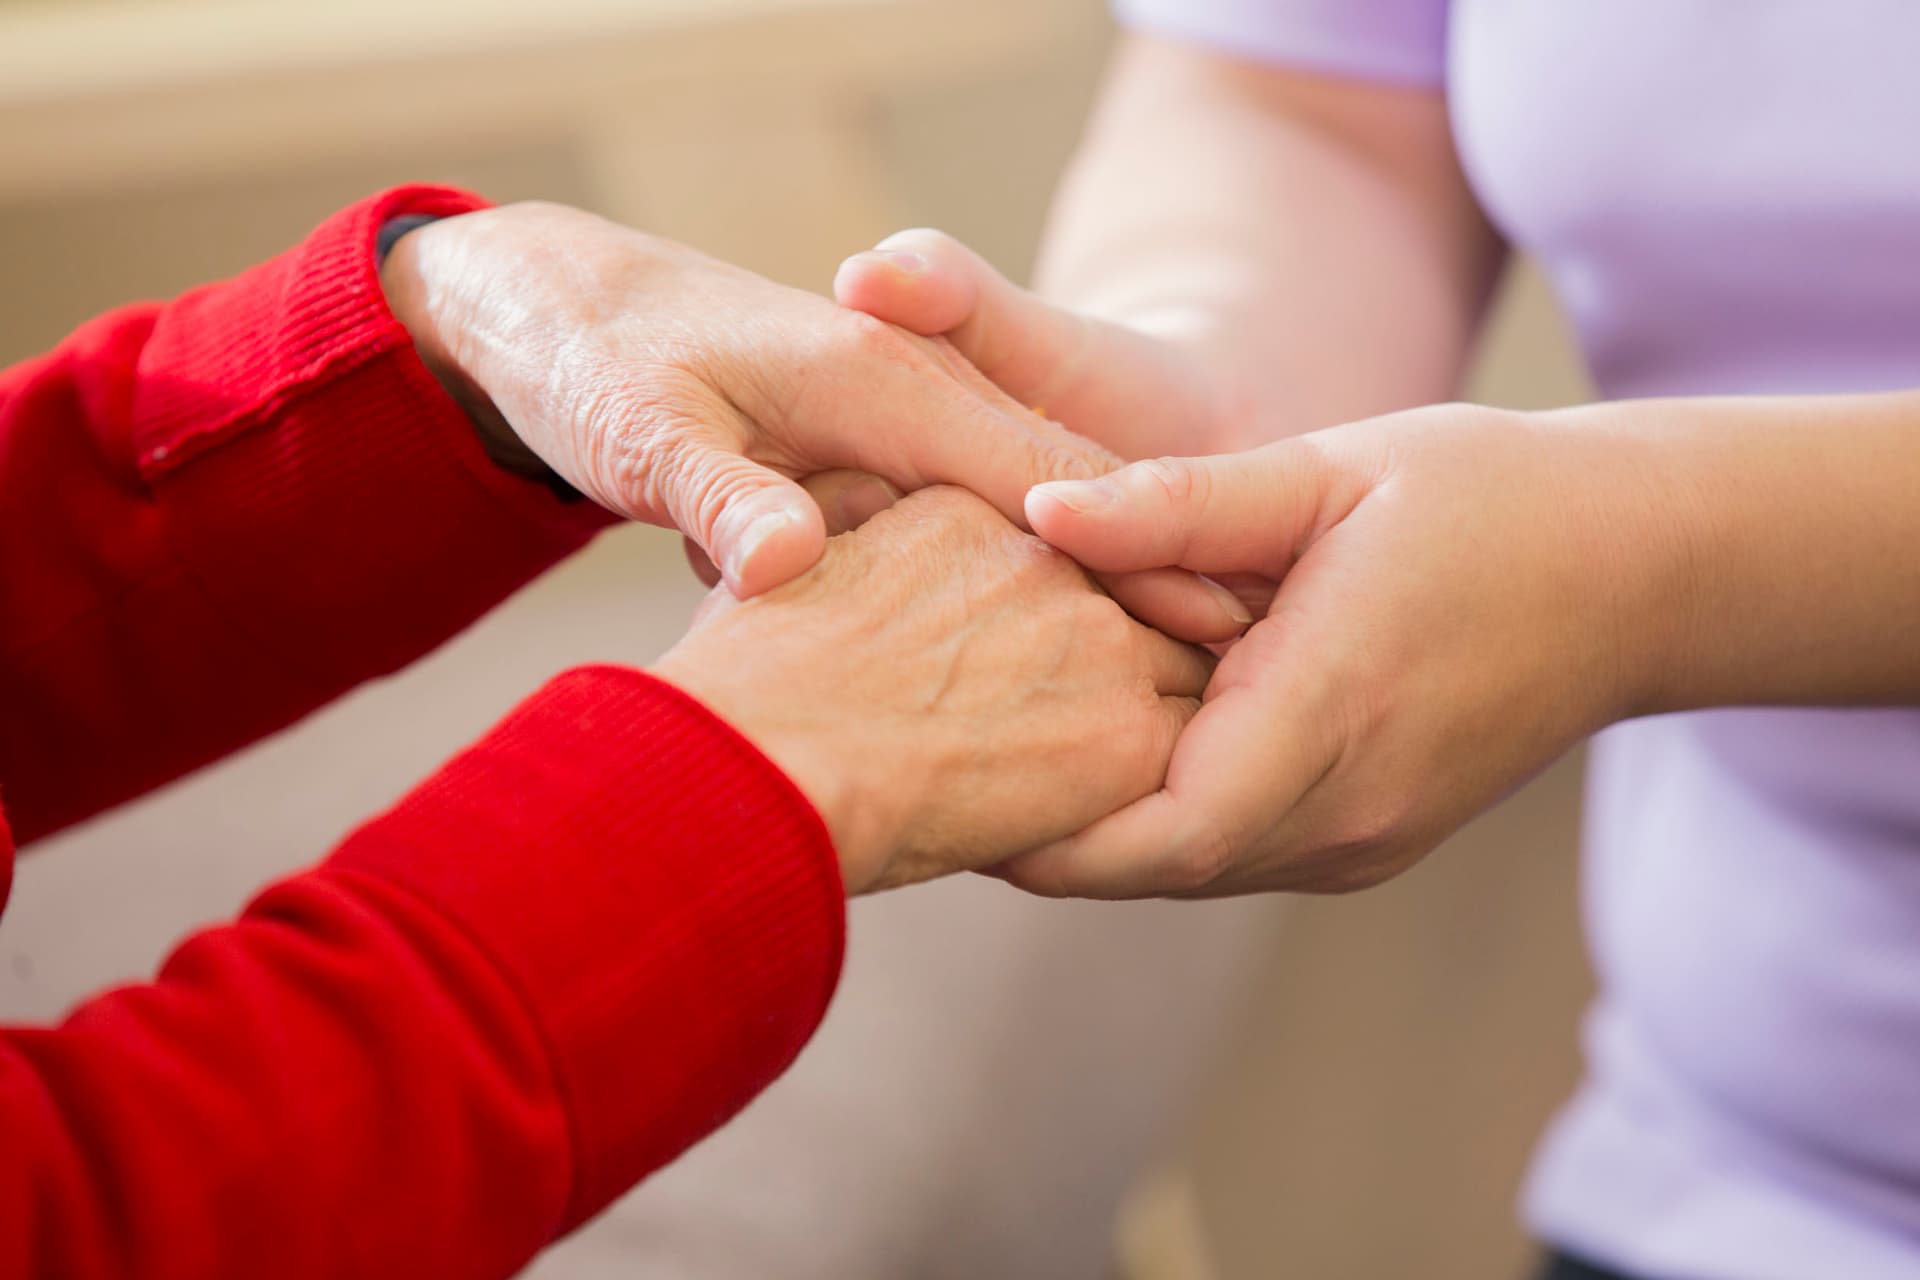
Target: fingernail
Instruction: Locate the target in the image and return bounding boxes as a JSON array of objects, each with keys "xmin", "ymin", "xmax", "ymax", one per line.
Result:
[
  {"xmin": 1030, "ymin": 478, "xmax": 1117, "ymax": 514},
  {"xmin": 876, "ymin": 249, "xmax": 925, "ymax": 273},
  {"xmin": 728, "ymin": 507, "xmax": 802, "ymax": 581},
  {"xmin": 1199, "ymin": 574, "xmax": 1255, "ymax": 626}
]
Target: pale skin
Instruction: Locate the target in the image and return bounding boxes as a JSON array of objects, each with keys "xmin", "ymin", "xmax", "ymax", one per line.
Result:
[
  {"xmin": 378, "ymin": 201, "xmax": 1250, "ymax": 644},
  {"xmin": 377, "ymin": 203, "xmax": 1221, "ymax": 895},
  {"xmin": 655, "ymin": 485, "xmax": 1212, "ymax": 895},
  {"xmin": 836, "ymin": 34, "xmax": 1920, "ymax": 898}
]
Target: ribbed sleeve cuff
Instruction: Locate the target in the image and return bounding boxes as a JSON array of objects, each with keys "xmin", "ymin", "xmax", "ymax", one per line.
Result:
[
  {"xmin": 131, "ymin": 185, "xmax": 616, "ymax": 692},
  {"xmin": 131, "ymin": 184, "xmax": 491, "ymax": 476},
  {"xmin": 332, "ymin": 665, "xmax": 846, "ymax": 1231}
]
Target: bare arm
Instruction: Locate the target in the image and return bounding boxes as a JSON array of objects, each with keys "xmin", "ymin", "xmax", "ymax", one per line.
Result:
[{"xmin": 838, "ymin": 33, "xmax": 1505, "ymax": 457}]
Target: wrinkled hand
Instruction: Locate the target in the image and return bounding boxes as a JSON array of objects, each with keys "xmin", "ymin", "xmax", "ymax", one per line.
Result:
[
  {"xmin": 991, "ymin": 404, "xmax": 1685, "ymax": 898},
  {"xmin": 381, "ymin": 203, "xmax": 1248, "ymax": 641},
  {"xmin": 652, "ymin": 487, "xmax": 1215, "ymax": 894}
]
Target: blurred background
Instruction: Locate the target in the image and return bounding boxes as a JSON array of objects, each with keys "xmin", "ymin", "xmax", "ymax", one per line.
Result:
[{"xmin": 0, "ymin": 1, "xmax": 1594, "ymax": 1276}]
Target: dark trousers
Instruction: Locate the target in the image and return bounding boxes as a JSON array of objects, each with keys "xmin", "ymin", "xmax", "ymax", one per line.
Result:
[{"xmin": 1536, "ymin": 1252, "xmax": 1640, "ymax": 1280}]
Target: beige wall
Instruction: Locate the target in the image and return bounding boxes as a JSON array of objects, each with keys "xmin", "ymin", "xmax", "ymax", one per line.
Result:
[{"xmin": 1, "ymin": 4, "xmax": 1598, "ymax": 1276}]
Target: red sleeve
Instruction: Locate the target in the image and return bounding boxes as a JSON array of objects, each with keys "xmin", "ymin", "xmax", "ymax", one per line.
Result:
[
  {"xmin": 0, "ymin": 665, "xmax": 845, "ymax": 1280},
  {"xmin": 0, "ymin": 185, "xmax": 614, "ymax": 845}
]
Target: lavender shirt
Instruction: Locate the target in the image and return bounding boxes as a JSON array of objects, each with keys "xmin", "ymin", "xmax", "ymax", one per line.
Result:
[{"xmin": 1113, "ymin": 3, "xmax": 1920, "ymax": 1276}]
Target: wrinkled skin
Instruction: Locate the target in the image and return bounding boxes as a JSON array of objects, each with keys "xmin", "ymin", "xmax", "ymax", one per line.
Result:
[
  {"xmin": 653, "ymin": 487, "xmax": 1215, "ymax": 894},
  {"xmin": 380, "ymin": 202, "xmax": 1249, "ymax": 642}
]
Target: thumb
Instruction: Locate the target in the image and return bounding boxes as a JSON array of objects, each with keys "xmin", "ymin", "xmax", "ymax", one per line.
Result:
[
  {"xmin": 679, "ymin": 470, "xmax": 900, "ymax": 590},
  {"xmin": 666, "ymin": 440, "xmax": 828, "ymax": 598},
  {"xmin": 834, "ymin": 228, "xmax": 1092, "ymax": 414},
  {"xmin": 1024, "ymin": 443, "xmax": 1335, "ymax": 578},
  {"xmin": 835, "ymin": 229, "xmax": 1218, "ymax": 459}
]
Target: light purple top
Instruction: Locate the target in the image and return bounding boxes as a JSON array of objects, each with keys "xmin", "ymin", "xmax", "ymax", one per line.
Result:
[{"xmin": 1113, "ymin": 3, "xmax": 1920, "ymax": 1276}]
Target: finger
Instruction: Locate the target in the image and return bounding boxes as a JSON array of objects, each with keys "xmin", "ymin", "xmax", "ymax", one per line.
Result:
[
  {"xmin": 836, "ymin": 484, "xmax": 1250, "ymax": 643},
  {"xmin": 800, "ymin": 468, "xmax": 904, "ymax": 535},
  {"xmin": 1211, "ymin": 571, "xmax": 1281, "ymax": 621},
  {"xmin": 1099, "ymin": 567, "xmax": 1252, "ymax": 646},
  {"xmin": 833, "ymin": 237, "xmax": 977, "ymax": 336},
  {"xmin": 1025, "ymin": 445, "xmax": 1341, "ymax": 578},
  {"xmin": 835, "ymin": 229, "xmax": 1210, "ymax": 455},
  {"xmin": 860, "ymin": 375, "xmax": 1117, "ymax": 516},
  {"xmin": 834, "ymin": 229, "xmax": 1092, "ymax": 412},
  {"xmin": 838, "ymin": 376, "xmax": 1240, "ymax": 652},
  {"xmin": 662, "ymin": 435, "xmax": 829, "ymax": 598},
  {"xmin": 771, "ymin": 309, "xmax": 1120, "ymax": 519},
  {"xmin": 996, "ymin": 621, "xmax": 1338, "ymax": 899},
  {"xmin": 686, "ymin": 470, "xmax": 898, "ymax": 588},
  {"xmin": 682, "ymin": 536, "xmax": 722, "ymax": 587},
  {"xmin": 1133, "ymin": 626, "xmax": 1216, "ymax": 699}
]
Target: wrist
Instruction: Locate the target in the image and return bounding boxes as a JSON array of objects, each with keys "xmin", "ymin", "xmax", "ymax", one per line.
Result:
[
  {"xmin": 1565, "ymin": 391, "xmax": 1920, "ymax": 715},
  {"xmin": 649, "ymin": 647, "xmax": 902, "ymax": 894},
  {"xmin": 1533, "ymin": 401, "xmax": 1725, "ymax": 722},
  {"xmin": 379, "ymin": 214, "xmax": 565, "ymax": 489}
]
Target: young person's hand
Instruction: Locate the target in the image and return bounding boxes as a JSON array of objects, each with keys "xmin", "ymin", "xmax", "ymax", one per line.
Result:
[
  {"xmin": 990, "ymin": 404, "xmax": 1696, "ymax": 898},
  {"xmin": 653, "ymin": 486, "xmax": 1214, "ymax": 894},
  {"xmin": 834, "ymin": 228, "xmax": 1239, "ymax": 462}
]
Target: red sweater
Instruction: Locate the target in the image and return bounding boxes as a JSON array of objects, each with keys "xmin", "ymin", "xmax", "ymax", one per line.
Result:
[{"xmin": 0, "ymin": 186, "xmax": 845, "ymax": 1278}]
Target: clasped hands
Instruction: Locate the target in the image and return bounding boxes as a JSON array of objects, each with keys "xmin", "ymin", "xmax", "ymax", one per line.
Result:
[{"xmin": 387, "ymin": 204, "xmax": 1672, "ymax": 900}]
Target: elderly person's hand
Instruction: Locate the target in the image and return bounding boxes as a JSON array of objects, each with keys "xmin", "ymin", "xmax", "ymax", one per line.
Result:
[
  {"xmin": 379, "ymin": 203, "xmax": 1251, "ymax": 643},
  {"xmin": 653, "ymin": 486, "xmax": 1214, "ymax": 893}
]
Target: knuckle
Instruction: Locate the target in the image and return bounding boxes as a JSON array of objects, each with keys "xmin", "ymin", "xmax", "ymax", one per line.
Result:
[
  {"xmin": 567, "ymin": 365, "xmax": 708, "ymax": 500},
  {"xmin": 904, "ymin": 483, "xmax": 1001, "ymax": 538},
  {"xmin": 640, "ymin": 440, "xmax": 753, "ymax": 541},
  {"xmin": 1065, "ymin": 589, "xmax": 1132, "ymax": 647},
  {"xmin": 695, "ymin": 465, "xmax": 772, "ymax": 535},
  {"xmin": 1164, "ymin": 694, "xmax": 1204, "ymax": 731},
  {"xmin": 998, "ymin": 525, "xmax": 1078, "ymax": 579},
  {"xmin": 1025, "ymin": 432, "xmax": 1106, "ymax": 485},
  {"xmin": 1160, "ymin": 823, "xmax": 1238, "ymax": 894},
  {"xmin": 1322, "ymin": 795, "xmax": 1416, "ymax": 875},
  {"xmin": 1125, "ymin": 702, "xmax": 1183, "ymax": 781},
  {"xmin": 999, "ymin": 860, "xmax": 1075, "ymax": 900},
  {"xmin": 562, "ymin": 378, "xmax": 644, "ymax": 502},
  {"xmin": 1140, "ymin": 455, "xmax": 1208, "ymax": 511}
]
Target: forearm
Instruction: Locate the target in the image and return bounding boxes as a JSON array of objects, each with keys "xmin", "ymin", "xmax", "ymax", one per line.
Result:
[
  {"xmin": 1, "ymin": 667, "xmax": 843, "ymax": 1279},
  {"xmin": 1570, "ymin": 391, "xmax": 1920, "ymax": 714},
  {"xmin": 1038, "ymin": 34, "xmax": 1503, "ymax": 450}
]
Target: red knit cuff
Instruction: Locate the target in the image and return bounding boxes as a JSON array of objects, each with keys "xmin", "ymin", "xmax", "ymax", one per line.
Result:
[
  {"xmin": 131, "ymin": 184, "xmax": 491, "ymax": 477},
  {"xmin": 131, "ymin": 186, "xmax": 616, "ymax": 692},
  {"xmin": 332, "ymin": 665, "xmax": 846, "ymax": 1231}
]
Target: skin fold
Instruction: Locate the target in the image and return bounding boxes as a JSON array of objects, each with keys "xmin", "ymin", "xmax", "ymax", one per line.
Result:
[
  {"xmin": 835, "ymin": 35, "xmax": 1920, "ymax": 900},
  {"xmin": 379, "ymin": 201, "xmax": 1249, "ymax": 645},
  {"xmin": 655, "ymin": 485, "xmax": 1212, "ymax": 893}
]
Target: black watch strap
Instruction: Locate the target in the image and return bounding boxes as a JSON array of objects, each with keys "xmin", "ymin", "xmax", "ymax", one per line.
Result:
[
  {"xmin": 377, "ymin": 213, "xmax": 441, "ymax": 266},
  {"xmin": 375, "ymin": 211, "xmax": 583, "ymax": 503}
]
